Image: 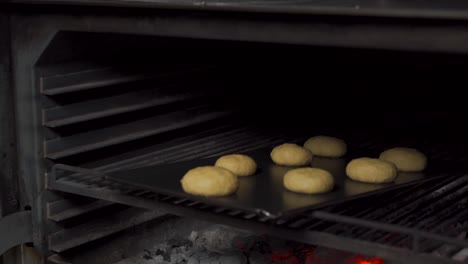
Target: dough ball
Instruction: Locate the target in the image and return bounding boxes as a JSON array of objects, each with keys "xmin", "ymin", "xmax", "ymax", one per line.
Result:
[
  {"xmin": 346, "ymin": 158, "xmax": 397, "ymax": 183},
  {"xmin": 180, "ymin": 166, "xmax": 238, "ymax": 197},
  {"xmin": 379, "ymin": 147, "xmax": 427, "ymax": 172},
  {"xmin": 270, "ymin": 143, "xmax": 313, "ymax": 166},
  {"xmin": 215, "ymin": 154, "xmax": 257, "ymax": 177},
  {"xmin": 303, "ymin": 136, "xmax": 347, "ymax": 158},
  {"xmin": 283, "ymin": 167, "xmax": 334, "ymax": 194}
]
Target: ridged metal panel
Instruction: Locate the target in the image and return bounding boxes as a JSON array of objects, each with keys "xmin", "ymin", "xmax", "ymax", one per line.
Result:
[
  {"xmin": 40, "ymin": 61, "xmax": 231, "ymax": 253},
  {"xmin": 45, "ymin": 109, "xmax": 229, "ymax": 159},
  {"xmin": 43, "ymin": 89, "xmax": 199, "ymax": 127},
  {"xmin": 48, "ymin": 207, "xmax": 165, "ymax": 253}
]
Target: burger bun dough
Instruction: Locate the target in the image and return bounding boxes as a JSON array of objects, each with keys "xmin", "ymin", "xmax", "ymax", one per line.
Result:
[
  {"xmin": 379, "ymin": 147, "xmax": 427, "ymax": 172},
  {"xmin": 284, "ymin": 167, "xmax": 334, "ymax": 194},
  {"xmin": 215, "ymin": 154, "xmax": 257, "ymax": 177},
  {"xmin": 180, "ymin": 166, "xmax": 238, "ymax": 197},
  {"xmin": 346, "ymin": 158, "xmax": 398, "ymax": 183},
  {"xmin": 271, "ymin": 143, "xmax": 313, "ymax": 166},
  {"xmin": 304, "ymin": 136, "xmax": 347, "ymax": 158}
]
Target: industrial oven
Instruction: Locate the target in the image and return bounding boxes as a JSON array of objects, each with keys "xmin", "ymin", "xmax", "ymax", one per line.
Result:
[{"xmin": 1, "ymin": 1, "xmax": 468, "ymax": 263}]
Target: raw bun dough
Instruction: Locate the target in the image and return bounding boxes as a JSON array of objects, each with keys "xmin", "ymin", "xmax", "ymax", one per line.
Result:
[
  {"xmin": 283, "ymin": 167, "xmax": 334, "ymax": 194},
  {"xmin": 271, "ymin": 143, "xmax": 313, "ymax": 166},
  {"xmin": 379, "ymin": 147, "xmax": 427, "ymax": 172},
  {"xmin": 303, "ymin": 136, "xmax": 347, "ymax": 158},
  {"xmin": 215, "ymin": 154, "xmax": 257, "ymax": 177},
  {"xmin": 180, "ymin": 166, "xmax": 238, "ymax": 197},
  {"xmin": 346, "ymin": 158, "xmax": 398, "ymax": 183}
]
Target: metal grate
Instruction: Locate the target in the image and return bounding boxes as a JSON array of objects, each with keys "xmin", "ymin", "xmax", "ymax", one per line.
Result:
[
  {"xmin": 48, "ymin": 136, "xmax": 468, "ymax": 263},
  {"xmin": 46, "ymin": 126, "xmax": 289, "ymax": 253}
]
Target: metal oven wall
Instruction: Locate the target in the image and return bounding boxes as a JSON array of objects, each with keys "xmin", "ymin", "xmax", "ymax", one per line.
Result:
[{"xmin": 4, "ymin": 4, "xmax": 468, "ymax": 263}]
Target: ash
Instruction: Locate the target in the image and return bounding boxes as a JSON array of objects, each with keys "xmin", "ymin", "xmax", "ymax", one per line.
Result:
[
  {"xmin": 117, "ymin": 225, "xmax": 253, "ymax": 264},
  {"xmin": 116, "ymin": 224, "xmax": 313, "ymax": 264}
]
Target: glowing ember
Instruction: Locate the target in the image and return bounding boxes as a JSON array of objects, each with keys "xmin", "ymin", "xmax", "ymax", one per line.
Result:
[
  {"xmin": 356, "ymin": 256, "xmax": 384, "ymax": 264},
  {"xmin": 234, "ymin": 233, "xmax": 383, "ymax": 264},
  {"xmin": 271, "ymin": 248, "xmax": 315, "ymax": 264}
]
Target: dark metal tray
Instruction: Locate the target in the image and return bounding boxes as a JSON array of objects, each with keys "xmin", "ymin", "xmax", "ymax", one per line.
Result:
[{"xmin": 105, "ymin": 148, "xmax": 440, "ymax": 219}]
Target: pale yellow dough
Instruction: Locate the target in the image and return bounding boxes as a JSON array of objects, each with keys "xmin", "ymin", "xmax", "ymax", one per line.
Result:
[
  {"xmin": 379, "ymin": 147, "xmax": 427, "ymax": 172},
  {"xmin": 180, "ymin": 166, "xmax": 238, "ymax": 197},
  {"xmin": 303, "ymin": 136, "xmax": 347, "ymax": 158},
  {"xmin": 215, "ymin": 154, "xmax": 257, "ymax": 177},
  {"xmin": 346, "ymin": 158, "xmax": 398, "ymax": 183},
  {"xmin": 270, "ymin": 143, "xmax": 313, "ymax": 166},
  {"xmin": 283, "ymin": 167, "xmax": 334, "ymax": 194}
]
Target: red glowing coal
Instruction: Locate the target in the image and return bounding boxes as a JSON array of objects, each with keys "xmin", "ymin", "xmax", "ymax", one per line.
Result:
[
  {"xmin": 271, "ymin": 249, "xmax": 314, "ymax": 264},
  {"xmin": 269, "ymin": 249, "xmax": 384, "ymax": 264},
  {"xmin": 234, "ymin": 235, "xmax": 383, "ymax": 264},
  {"xmin": 355, "ymin": 256, "xmax": 384, "ymax": 264},
  {"xmin": 269, "ymin": 250, "xmax": 384, "ymax": 264}
]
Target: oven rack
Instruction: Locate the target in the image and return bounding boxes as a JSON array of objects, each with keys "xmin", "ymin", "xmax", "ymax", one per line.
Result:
[
  {"xmin": 48, "ymin": 165, "xmax": 468, "ymax": 264},
  {"xmin": 47, "ymin": 140, "xmax": 468, "ymax": 264}
]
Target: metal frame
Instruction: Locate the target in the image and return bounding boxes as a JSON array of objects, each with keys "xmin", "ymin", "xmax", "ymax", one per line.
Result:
[
  {"xmin": 4, "ymin": 5, "xmax": 468, "ymax": 54},
  {"xmin": 7, "ymin": 0, "xmax": 468, "ymax": 21},
  {"xmin": 9, "ymin": 13, "xmax": 56, "ymax": 255},
  {"xmin": 0, "ymin": 10, "xmax": 19, "ymax": 223},
  {"xmin": 0, "ymin": 10, "xmax": 33, "ymax": 264},
  {"xmin": 0, "ymin": 211, "xmax": 33, "ymax": 256}
]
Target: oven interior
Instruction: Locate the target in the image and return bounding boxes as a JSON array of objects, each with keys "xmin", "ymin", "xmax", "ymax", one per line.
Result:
[{"xmin": 36, "ymin": 31, "xmax": 468, "ymax": 263}]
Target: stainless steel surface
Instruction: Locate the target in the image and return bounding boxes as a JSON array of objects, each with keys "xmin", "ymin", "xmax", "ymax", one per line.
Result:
[{"xmin": 105, "ymin": 148, "xmax": 446, "ymax": 219}]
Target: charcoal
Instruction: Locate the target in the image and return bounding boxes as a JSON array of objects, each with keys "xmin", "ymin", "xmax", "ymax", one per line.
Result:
[
  {"xmin": 249, "ymin": 251, "xmax": 271, "ymax": 264},
  {"xmin": 452, "ymin": 248, "xmax": 468, "ymax": 262},
  {"xmin": 168, "ymin": 237, "xmax": 190, "ymax": 248},
  {"xmin": 188, "ymin": 231, "xmax": 198, "ymax": 242},
  {"xmin": 187, "ymin": 250, "xmax": 220, "ymax": 264},
  {"xmin": 168, "ymin": 252, "xmax": 185, "ymax": 264},
  {"xmin": 218, "ymin": 251, "xmax": 247, "ymax": 264},
  {"xmin": 187, "ymin": 250, "xmax": 247, "ymax": 264},
  {"xmin": 154, "ymin": 248, "xmax": 170, "ymax": 262},
  {"xmin": 117, "ymin": 225, "xmax": 322, "ymax": 264},
  {"xmin": 152, "ymin": 255, "xmax": 164, "ymax": 263},
  {"xmin": 190, "ymin": 226, "xmax": 244, "ymax": 252},
  {"xmin": 231, "ymin": 235, "xmax": 257, "ymax": 251}
]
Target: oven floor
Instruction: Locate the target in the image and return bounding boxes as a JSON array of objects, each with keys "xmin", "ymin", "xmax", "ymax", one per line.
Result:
[{"xmin": 56, "ymin": 213, "xmax": 405, "ymax": 264}]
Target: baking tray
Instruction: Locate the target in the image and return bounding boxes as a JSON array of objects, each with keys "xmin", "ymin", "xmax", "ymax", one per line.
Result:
[{"xmin": 105, "ymin": 147, "xmax": 443, "ymax": 219}]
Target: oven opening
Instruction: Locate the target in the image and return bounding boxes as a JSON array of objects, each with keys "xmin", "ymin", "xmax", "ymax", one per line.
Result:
[{"xmin": 36, "ymin": 32, "xmax": 468, "ymax": 264}]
